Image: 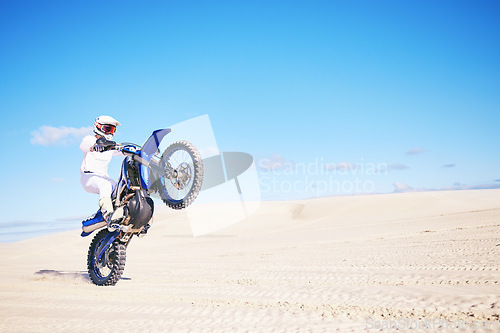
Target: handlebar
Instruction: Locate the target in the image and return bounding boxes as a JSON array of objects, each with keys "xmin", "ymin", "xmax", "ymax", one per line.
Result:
[{"xmin": 94, "ymin": 139, "xmax": 149, "ymax": 166}]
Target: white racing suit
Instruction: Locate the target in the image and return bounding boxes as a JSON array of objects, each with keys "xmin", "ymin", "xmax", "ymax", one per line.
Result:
[{"xmin": 80, "ymin": 135, "xmax": 122, "ymax": 218}]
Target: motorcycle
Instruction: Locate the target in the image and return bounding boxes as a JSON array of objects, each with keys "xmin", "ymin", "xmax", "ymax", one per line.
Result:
[{"xmin": 81, "ymin": 128, "xmax": 203, "ymax": 286}]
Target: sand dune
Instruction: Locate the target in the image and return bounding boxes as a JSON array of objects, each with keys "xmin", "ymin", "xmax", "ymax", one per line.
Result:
[{"xmin": 0, "ymin": 189, "xmax": 499, "ymax": 332}]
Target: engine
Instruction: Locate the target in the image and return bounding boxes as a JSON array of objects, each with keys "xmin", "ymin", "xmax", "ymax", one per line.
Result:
[{"xmin": 125, "ymin": 189, "xmax": 154, "ymax": 229}]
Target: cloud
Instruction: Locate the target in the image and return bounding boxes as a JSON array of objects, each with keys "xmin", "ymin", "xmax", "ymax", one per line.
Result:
[
  {"xmin": 460, "ymin": 183, "xmax": 500, "ymax": 190},
  {"xmin": 375, "ymin": 163, "xmax": 410, "ymax": 174},
  {"xmin": 447, "ymin": 182, "xmax": 500, "ymax": 190},
  {"xmin": 495, "ymin": 179, "xmax": 500, "ymax": 182},
  {"xmin": 406, "ymin": 147, "xmax": 426, "ymax": 155},
  {"xmin": 393, "ymin": 182, "xmax": 414, "ymax": 193},
  {"xmin": 324, "ymin": 162, "xmax": 358, "ymax": 172},
  {"xmin": 393, "ymin": 181, "xmax": 500, "ymax": 193},
  {"xmin": 442, "ymin": 164, "xmax": 456, "ymax": 168},
  {"xmin": 387, "ymin": 163, "xmax": 410, "ymax": 170},
  {"xmin": 31, "ymin": 126, "xmax": 92, "ymax": 146}
]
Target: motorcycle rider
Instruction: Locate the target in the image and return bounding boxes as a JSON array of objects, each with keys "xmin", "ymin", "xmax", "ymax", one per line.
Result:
[{"xmin": 80, "ymin": 115, "xmax": 122, "ymax": 225}]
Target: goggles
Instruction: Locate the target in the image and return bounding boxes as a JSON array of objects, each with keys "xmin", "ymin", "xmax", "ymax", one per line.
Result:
[{"xmin": 96, "ymin": 123, "xmax": 117, "ymax": 135}]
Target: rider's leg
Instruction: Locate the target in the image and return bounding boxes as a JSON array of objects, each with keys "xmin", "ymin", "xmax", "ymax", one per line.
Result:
[
  {"xmin": 97, "ymin": 179, "xmax": 116, "ymax": 223},
  {"xmin": 98, "ymin": 197, "xmax": 114, "ymax": 220},
  {"xmin": 81, "ymin": 174, "xmax": 116, "ymax": 221}
]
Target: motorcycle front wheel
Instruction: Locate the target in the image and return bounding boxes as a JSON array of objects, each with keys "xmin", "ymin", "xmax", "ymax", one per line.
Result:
[
  {"xmin": 87, "ymin": 229, "xmax": 126, "ymax": 286},
  {"xmin": 158, "ymin": 140, "xmax": 203, "ymax": 210}
]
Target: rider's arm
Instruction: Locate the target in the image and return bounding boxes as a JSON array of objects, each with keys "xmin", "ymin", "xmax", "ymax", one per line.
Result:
[{"xmin": 80, "ymin": 135, "xmax": 95, "ymax": 153}]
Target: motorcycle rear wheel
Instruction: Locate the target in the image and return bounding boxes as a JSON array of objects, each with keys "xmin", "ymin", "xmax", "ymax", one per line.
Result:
[{"xmin": 87, "ymin": 229, "xmax": 126, "ymax": 286}]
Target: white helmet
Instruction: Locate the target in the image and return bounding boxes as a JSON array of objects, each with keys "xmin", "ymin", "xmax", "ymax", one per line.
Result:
[{"xmin": 94, "ymin": 115, "xmax": 121, "ymax": 140}]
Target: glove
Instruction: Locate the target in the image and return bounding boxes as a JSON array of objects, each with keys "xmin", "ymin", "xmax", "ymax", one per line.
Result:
[{"xmin": 92, "ymin": 145, "xmax": 106, "ymax": 152}]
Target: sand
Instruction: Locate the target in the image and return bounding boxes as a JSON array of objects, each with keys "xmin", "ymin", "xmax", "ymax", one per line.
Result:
[{"xmin": 0, "ymin": 189, "xmax": 499, "ymax": 332}]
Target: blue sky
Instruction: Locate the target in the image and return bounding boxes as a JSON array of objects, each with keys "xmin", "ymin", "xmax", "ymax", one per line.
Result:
[{"xmin": 0, "ymin": 0, "xmax": 499, "ymax": 225}]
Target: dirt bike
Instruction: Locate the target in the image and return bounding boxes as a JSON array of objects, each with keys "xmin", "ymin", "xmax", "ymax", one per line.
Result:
[{"xmin": 81, "ymin": 129, "xmax": 203, "ymax": 286}]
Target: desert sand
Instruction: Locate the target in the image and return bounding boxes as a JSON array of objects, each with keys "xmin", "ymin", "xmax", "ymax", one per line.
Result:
[{"xmin": 0, "ymin": 189, "xmax": 499, "ymax": 332}]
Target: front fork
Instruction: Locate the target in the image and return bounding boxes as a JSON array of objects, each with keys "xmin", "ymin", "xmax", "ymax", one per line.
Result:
[
  {"xmin": 149, "ymin": 157, "xmax": 175, "ymax": 179},
  {"xmin": 96, "ymin": 230, "xmax": 120, "ymax": 261}
]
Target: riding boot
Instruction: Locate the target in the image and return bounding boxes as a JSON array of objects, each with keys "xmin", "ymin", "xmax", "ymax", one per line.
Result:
[{"xmin": 99, "ymin": 197, "xmax": 114, "ymax": 225}]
